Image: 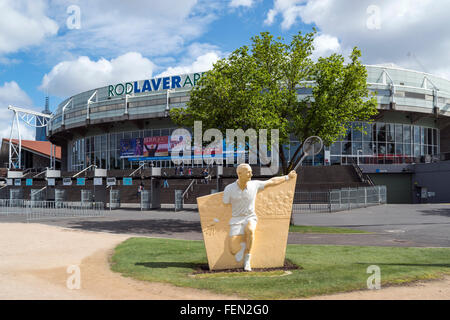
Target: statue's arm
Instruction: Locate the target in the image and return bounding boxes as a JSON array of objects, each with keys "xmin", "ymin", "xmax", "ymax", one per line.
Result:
[{"xmin": 264, "ymin": 170, "xmax": 297, "ymax": 188}]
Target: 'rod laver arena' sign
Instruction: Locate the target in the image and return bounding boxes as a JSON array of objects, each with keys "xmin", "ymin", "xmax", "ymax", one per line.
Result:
[{"xmin": 108, "ymin": 72, "xmax": 205, "ymax": 97}]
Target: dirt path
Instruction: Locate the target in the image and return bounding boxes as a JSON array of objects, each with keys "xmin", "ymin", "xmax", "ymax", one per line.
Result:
[
  {"xmin": 0, "ymin": 223, "xmax": 239, "ymax": 300},
  {"xmin": 0, "ymin": 223, "xmax": 448, "ymax": 300},
  {"xmin": 307, "ymin": 276, "xmax": 450, "ymax": 300}
]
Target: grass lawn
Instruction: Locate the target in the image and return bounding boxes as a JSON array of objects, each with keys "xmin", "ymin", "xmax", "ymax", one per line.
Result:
[
  {"xmin": 110, "ymin": 238, "xmax": 450, "ymax": 299},
  {"xmin": 289, "ymin": 225, "xmax": 370, "ymax": 234}
]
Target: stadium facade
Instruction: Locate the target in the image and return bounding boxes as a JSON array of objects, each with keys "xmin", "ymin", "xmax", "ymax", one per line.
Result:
[{"xmin": 47, "ymin": 65, "xmax": 450, "ymax": 173}]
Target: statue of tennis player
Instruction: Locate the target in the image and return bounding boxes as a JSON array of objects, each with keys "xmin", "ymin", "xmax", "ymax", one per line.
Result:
[{"xmin": 222, "ymin": 163, "xmax": 297, "ymax": 271}]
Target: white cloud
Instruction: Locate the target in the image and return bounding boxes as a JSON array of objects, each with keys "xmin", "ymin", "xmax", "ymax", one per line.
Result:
[
  {"xmin": 230, "ymin": 0, "xmax": 254, "ymax": 8},
  {"xmin": 0, "ymin": 81, "xmax": 35, "ymax": 140},
  {"xmin": 41, "ymin": 0, "xmax": 219, "ymax": 59},
  {"xmin": 266, "ymin": 0, "xmax": 450, "ymax": 81},
  {"xmin": 40, "ymin": 52, "xmax": 156, "ymax": 97},
  {"xmin": 264, "ymin": 0, "xmax": 304, "ymax": 30},
  {"xmin": 0, "ymin": 0, "xmax": 58, "ymax": 53},
  {"xmin": 156, "ymin": 43, "xmax": 223, "ymax": 77},
  {"xmin": 311, "ymin": 34, "xmax": 341, "ymax": 60}
]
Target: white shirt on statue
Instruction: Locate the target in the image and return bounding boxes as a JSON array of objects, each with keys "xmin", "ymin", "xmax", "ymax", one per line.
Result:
[{"xmin": 223, "ymin": 180, "xmax": 267, "ymax": 226}]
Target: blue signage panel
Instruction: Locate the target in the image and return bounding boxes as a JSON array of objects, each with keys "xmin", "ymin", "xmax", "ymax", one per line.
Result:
[
  {"xmin": 26, "ymin": 179, "xmax": 33, "ymax": 186},
  {"xmin": 123, "ymin": 177, "xmax": 133, "ymax": 186},
  {"xmin": 77, "ymin": 178, "xmax": 86, "ymax": 186}
]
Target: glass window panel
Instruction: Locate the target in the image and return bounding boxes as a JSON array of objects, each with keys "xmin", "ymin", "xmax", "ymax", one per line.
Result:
[
  {"xmin": 395, "ymin": 124, "xmax": 403, "ymax": 143},
  {"xmin": 428, "ymin": 128, "xmax": 433, "ymax": 145},
  {"xmin": 377, "ymin": 143, "xmax": 386, "ymax": 155},
  {"xmin": 403, "ymin": 125, "xmax": 411, "ymax": 143},
  {"xmin": 420, "ymin": 127, "xmax": 425, "ymax": 144},
  {"xmin": 161, "ymin": 129, "xmax": 170, "ymax": 136},
  {"xmin": 413, "ymin": 126, "xmax": 420, "ymax": 144},
  {"xmin": 387, "ymin": 143, "xmax": 395, "ymax": 155},
  {"xmin": 352, "ymin": 142, "xmax": 362, "ymax": 155},
  {"xmin": 109, "ymin": 134, "xmax": 115, "ymax": 150},
  {"xmin": 433, "ymin": 129, "xmax": 437, "ymax": 146},
  {"xmin": 153, "ymin": 129, "xmax": 161, "ymax": 137},
  {"xmin": 330, "ymin": 142, "xmax": 341, "ymax": 155},
  {"xmin": 144, "ymin": 130, "xmax": 152, "ymax": 138},
  {"xmin": 362, "ymin": 123, "xmax": 372, "ymax": 142},
  {"xmin": 395, "ymin": 143, "xmax": 403, "ymax": 155},
  {"xmin": 376, "ymin": 123, "xmax": 386, "ymax": 142},
  {"xmin": 421, "ymin": 145, "xmax": 425, "ymax": 156},
  {"xmin": 386, "ymin": 124, "xmax": 395, "ymax": 142},
  {"xmin": 101, "ymin": 135, "xmax": 107, "ymax": 152},
  {"xmin": 352, "ymin": 123, "xmax": 362, "ymax": 141},
  {"xmin": 404, "ymin": 143, "xmax": 411, "ymax": 156},
  {"xmin": 414, "ymin": 144, "xmax": 420, "ymax": 157},
  {"xmin": 131, "ymin": 131, "xmax": 140, "ymax": 139},
  {"xmin": 362, "ymin": 142, "xmax": 374, "ymax": 155},
  {"xmin": 343, "ymin": 141, "xmax": 352, "ymax": 155}
]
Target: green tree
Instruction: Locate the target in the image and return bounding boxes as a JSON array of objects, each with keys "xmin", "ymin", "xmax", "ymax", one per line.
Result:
[{"xmin": 170, "ymin": 31, "xmax": 378, "ymax": 174}]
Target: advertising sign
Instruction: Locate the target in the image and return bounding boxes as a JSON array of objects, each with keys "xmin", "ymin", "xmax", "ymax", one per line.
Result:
[
  {"xmin": 144, "ymin": 136, "xmax": 169, "ymax": 157},
  {"xmin": 14, "ymin": 179, "xmax": 21, "ymax": 186},
  {"xmin": 63, "ymin": 178, "xmax": 72, "ymax": 186},
  {"xmin": 77, "ymin": 178, "xmax": 85, "ymax": 186},
  {"xmin": 26, "ymin": 179, "xmax": 33, "ymax": 186},
  {"xmin": 94, "ymin": 177, "xmax": 103, "ymax": 186},
  {"xmin": 106, "ymin": 177, "xmax": 116, "ymax": 186},
  {"xmin": 123, "ymin": 177, "xmax": 133, "ymax": 186},
  {"xmin": 47, "ymin": 178, "xmax": 55, "ymax": 186},
  {"xmin": 120, "ymin": 138, "xmax": 143, "ymax": 157}
]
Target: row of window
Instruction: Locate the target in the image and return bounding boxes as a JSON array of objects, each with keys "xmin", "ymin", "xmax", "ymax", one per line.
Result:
[{"xmin": 69, "ymin": 122, "xmax": 440, "ymax": 170}]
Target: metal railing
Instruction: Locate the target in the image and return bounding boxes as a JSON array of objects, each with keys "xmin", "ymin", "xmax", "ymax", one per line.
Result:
[
  {"xmin": 0, "ymin": 199, "xmax": 105, "ymax": 221},
  {"xmin": 292, "ymin": 185, "xmax": 387, "ymax": 213}
]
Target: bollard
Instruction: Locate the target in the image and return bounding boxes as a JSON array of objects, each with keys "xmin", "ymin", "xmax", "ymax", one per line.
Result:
[
  {"xmin": 81, "ymin": 189, "xmax": 93, "ymax": 208},
  {"xmin": 175, "ymin": 190, "xmax": 183, "ymax": 211},
  {"xmin": 140, "ymin": 190, "xmax": 150, "ymax": 210},
  {"xmin": 110, "ymin": 189, "xmax": 120, "ymax": 209}
]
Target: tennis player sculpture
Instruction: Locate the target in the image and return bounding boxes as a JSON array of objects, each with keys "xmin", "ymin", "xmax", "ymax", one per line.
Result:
[
  {"xmin": 197, "ymin": 164, "xmax": 297, "ymax": 271},
  {"xmin": 197, "ymin": 136, "xmax": 322, "ymax": 271}
]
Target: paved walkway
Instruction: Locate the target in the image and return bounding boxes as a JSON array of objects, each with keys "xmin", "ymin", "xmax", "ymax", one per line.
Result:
[{"xmin": 2, "ymin": 204, "xmax": 448, "ymax": 247}]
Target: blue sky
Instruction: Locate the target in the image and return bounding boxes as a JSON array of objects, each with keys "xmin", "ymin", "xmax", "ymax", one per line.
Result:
[{"xmin": 1, "ymin": 0, "xmax": 450, "ymax": 139}]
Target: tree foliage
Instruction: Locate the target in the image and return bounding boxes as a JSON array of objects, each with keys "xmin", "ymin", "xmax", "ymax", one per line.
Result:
[{"xmin": 170, "ymin": 30, "xmax": 378, "ymax": 174}]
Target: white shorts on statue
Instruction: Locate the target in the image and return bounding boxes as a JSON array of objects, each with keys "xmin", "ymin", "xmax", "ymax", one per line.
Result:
[{"xmin": 229, "ymin": 216, "xmax": 257, "ymax": 237}]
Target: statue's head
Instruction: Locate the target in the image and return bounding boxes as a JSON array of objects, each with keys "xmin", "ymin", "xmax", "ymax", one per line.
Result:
[{"xmin": 236, "ymin": 163, "xmax": 252, "ymax": 182}]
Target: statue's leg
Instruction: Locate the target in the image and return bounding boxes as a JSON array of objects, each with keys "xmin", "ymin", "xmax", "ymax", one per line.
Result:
[
  {"xmin": 244, "ymin": 219, "xmax": 257, "ymax": 255},
  {"xmin": 228, "ymin": 235, "xmax": 244, "ymax": 255}
]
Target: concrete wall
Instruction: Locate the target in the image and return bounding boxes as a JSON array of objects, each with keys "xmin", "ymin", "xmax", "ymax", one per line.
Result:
[
  {"xmin": 368, "ymin": 173, "xmax": 413, "ymax": 204},
  {"xmin": 412, "ymin": 161, "xmax": 450, "ymax": 203}
]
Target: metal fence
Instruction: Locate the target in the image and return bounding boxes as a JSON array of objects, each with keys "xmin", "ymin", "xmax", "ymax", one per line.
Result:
[
  {"xmin": 0, "ymin": 199, "xmax": 105, "ymax": 221},
  {"xmin": 292, "ymin": 185, "xmax": 387, "ymax": 213}
]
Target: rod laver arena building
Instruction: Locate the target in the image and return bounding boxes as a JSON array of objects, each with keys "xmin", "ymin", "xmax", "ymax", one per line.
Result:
[{"xmin": 46, "ymin": 65, "xmax": 450, "ymax": 203}]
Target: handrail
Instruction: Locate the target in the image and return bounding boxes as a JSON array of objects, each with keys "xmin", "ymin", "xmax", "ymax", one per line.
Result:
[
  {"xmin": 129, "ymin": 163, "xmax": 146, "ymax": 177},
  {"xmin": 31, "ymin": 186, "xmax": 47, "ymax": 197},
  {"xmin": 351, "ymin": 161, "xmax": 374, "ymax": 186},
  {"xmin": 182, "ymin": 178, "xmax": 196, "ymax": 200},
  {"xmin": 22, "ymin": 168, "xmax": 32, "ymax": 177},
  {"xmin": 73, "ymin": 164, "xmax": 97, "ymax": 178},
  {"xmin": 33, "ymin": 168, "xmax": 48, "ymax": 178}
]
